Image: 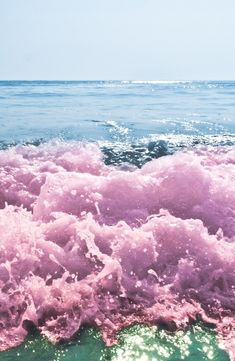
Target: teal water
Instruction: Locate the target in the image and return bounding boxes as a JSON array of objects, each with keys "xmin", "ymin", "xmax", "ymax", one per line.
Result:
[{"xmin": 1, "ymin": 324, "xmax": 230, "ymax": 361}]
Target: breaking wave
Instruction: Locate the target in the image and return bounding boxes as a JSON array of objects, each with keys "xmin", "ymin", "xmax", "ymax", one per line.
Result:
[{"xmin": 0, "ymin": 141, "xmax": 234, "ymax": 359}]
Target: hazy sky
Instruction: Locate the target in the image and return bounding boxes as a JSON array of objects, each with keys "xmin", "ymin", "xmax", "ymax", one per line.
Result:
[{"xmin": 1, "ymin": 0, "xmax": 235, "ymax": 80}]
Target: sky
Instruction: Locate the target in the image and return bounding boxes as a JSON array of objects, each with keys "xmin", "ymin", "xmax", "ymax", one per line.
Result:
[{"xmin": 0, "ymin": 0, "xmax": 235, "ymax": 80}]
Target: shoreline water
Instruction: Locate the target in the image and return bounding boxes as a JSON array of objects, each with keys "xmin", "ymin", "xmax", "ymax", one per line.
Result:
[{"xmin": 1, "ymin": 324, "xmax": 230, "ymax": 361}]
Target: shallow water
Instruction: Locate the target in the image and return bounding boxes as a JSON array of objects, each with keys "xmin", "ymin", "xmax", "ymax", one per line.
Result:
[
  {"xmin": 0, "ymin": 81, "xmax": 234, "ymax": 360},
  {"xmin": 1, "ymin": 324, "xmax": 230, "ymax": 361}
]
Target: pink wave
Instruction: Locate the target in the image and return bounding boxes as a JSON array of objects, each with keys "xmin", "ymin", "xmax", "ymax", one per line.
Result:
[{"xmin": 0, "ymin": 142, "xmax": 234, "ymax": 358}]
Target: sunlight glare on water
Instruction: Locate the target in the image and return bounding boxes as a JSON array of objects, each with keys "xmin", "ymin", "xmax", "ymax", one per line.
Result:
[{"xmin": 1, "ymin": 325, "xmax": 230, "ymax": 361}]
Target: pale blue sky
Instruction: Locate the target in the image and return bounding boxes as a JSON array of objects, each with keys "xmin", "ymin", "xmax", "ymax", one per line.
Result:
[{"xmin": 0, "ymin": 0, "xmax": 235, "ymax": 80}]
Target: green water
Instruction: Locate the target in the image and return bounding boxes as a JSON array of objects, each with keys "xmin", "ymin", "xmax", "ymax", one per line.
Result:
[{"xmin": 0, "ymin": 324, "xmax": 230, "ymax": 361}]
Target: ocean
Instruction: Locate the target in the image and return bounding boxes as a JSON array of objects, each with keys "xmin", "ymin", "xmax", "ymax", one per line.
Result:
[{"xmin": 0, "ymin": 80, "xmax": 234, "ymax": 361}]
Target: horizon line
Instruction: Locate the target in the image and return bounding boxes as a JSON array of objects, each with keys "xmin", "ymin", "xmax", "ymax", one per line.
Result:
[{"xmin": 0, "ymin": 79, "xmax": 235, "ymax": 82}]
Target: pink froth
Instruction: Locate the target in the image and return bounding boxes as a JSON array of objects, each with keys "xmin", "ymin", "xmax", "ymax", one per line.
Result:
[{"xmin": 0, "ymin": 142, "xmax": 234, "ymax": 358}]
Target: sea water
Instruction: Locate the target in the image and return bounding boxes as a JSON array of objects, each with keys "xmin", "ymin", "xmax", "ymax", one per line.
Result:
[{"xmin": 0, "ymin": 80, "xmax": 234, "ymax": 360}]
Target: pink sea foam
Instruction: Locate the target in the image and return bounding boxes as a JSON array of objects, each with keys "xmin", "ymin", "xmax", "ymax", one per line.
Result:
[{"xmin": 0, "ymin": 142, "xmax": 234, "ymax": 358}]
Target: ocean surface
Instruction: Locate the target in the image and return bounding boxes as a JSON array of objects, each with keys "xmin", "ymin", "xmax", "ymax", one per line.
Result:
[
  {"xmin": 1, "ymin": 80, "xmax": 235, "ymax": 145},
  {"xmin": 0, "ymin": 80, "xmax": 234, "ymax": 361}
]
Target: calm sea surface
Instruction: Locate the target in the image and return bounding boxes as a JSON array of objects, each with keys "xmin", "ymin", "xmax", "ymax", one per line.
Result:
[{"xmin": 0, "ymin": 80, "xmax": 234, "ymax": 145}]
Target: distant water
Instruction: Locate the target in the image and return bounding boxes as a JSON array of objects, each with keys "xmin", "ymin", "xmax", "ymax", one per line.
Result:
[
  {"xmin": 0, "ymin": 80, "xmax": 235, "ymax": 143},
  {"xmin": 0, "ymin": 81, "xmax": 234, "ymax": 361}
]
